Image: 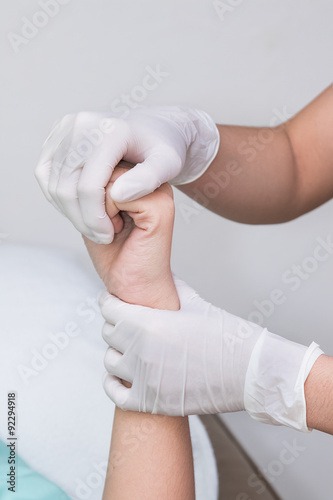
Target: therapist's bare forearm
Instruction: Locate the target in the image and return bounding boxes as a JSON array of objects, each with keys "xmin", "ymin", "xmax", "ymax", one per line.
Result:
[
  {"xmin": 102, "ymin": 281, "xmax": 195, "ymax": 500},
  {"xmin": 179, "ymin": 85, "xmax": 333, "ymax": 224},
  {"xmin": 305, "ymin": 354, "xmax": 333, "ymax": 435}
]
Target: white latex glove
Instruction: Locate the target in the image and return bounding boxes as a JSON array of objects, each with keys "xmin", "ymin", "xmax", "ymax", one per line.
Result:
[
  {"xmin": 99, "ymin": 277, "xmax": 323, "ymax": 432},
  {"xmin": 35, "ymin": 107, "xmax": 219, "ymax": 244}
]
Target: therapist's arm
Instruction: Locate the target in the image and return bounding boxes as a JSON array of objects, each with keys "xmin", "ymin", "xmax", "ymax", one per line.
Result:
[
  {"xmin": 83, "ymin": 164, "xmax": 195, "ymax": 500},
  {"xmin": 179, "ymin": 84, "xmax": 333, "ymax": 224},
  {"xmin": 305, "ymin": 354, "xmax": 333, "ymax": 434}
]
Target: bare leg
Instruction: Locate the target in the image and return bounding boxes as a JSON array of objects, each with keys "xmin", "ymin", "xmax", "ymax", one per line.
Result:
[{"xmin": 102, "ymin": 281, "xmax": 195, "ymax": 499}]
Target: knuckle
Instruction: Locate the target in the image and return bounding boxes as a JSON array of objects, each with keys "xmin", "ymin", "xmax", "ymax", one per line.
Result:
[
  {"xmin": 56, "ymin": 185, "xmax": 73, "ymax": 202},
  {"xmin": 102, "ymin": 322, "xmax": 112, "ymax": 342},
  {"xmin": 170, "ymin": 150, "xmax": 183, "ymax": 169},
  {"xmin": 48, "ymin": 184, "xmax": 57, "ymax": 200},
  {"xmin": 62, "ymin": 112, "xmax": 74, "ymax": 122},
  {"xmin": 100, "ymin": 302, "xmax": 114, "ymax": 320},
  {"xmin": 103, "ymin": 381, "xmax": 113, "ymax": 400},
  {"xmin": 139, "ymin": 324, "xmax": 155, "ymax": 345},
  {"xmin": 98, "ymin": 294, "xmax": 105, "ymax": 309},
  {"xmin": 112, "ymin": 117, "xmax": 128, "ymax": 132},
  {"xmin": 104, "ymin": 357, "xmax": 113, "ymax": 372},
  {"xmin": 58, "ymin": 113, "xmax": 77, "ymax": 131},
  {"xmin": 100, "ymin": 303, "xmax": 108, "ymax": 319},
  {"xmin": 75, "ymin": 111, "xmax": 90, "ymax": 123},
  {"xmin": 77, "ymin": 181, "xmax": 92, "ymax": 198},
  {"xmin": 125, "ymin": 319, "xmax": 145, "ymax": 339},
  {"xmin": 34, "ymin": 164, "xmax": 43, "ymax": 181},
  {"xmin": 115, "ymin": 396, "xmax": 124, "ymax": 409},
  {"xmin": 104, "ymin": 352, "xmax": 115, "ymax": 371},
  {"xmin": 115, "ymin": 387, "xmax": 128, "ymax": 408}
]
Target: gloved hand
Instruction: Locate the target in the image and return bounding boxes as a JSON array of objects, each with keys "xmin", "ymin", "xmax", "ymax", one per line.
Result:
[
  {"xmin": 35, "ymin": 107, "xmax": 219, "ymax": 244},
  {"xmin": 100, "ymin": 276, "xmax": 323, "ymax": 432}
]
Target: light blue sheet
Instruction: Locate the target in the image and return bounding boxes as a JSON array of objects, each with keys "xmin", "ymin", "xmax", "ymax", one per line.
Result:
[{"xmin": 0, "ymin": 440, "xmax": 70, "ymax": 500}]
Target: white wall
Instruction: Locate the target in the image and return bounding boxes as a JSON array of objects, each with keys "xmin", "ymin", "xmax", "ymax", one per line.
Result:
[{"xmin": 1, "ymin": 1, "xmax": 333, "ymax": 498}]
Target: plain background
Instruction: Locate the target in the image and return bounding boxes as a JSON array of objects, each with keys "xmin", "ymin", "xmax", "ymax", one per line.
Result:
[{"xmin": 1, "ymin": 1, "xmax": 333, "ymax": 498}]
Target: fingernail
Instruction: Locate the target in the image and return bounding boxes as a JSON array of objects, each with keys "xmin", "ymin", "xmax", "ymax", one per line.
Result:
[
  {"xmin": 110, "ymin": 183, "xmax": 124, "ymax": 203},
  {"xmin": 92, "ymin": 233, "xmax": 113, "ymax": 245}
]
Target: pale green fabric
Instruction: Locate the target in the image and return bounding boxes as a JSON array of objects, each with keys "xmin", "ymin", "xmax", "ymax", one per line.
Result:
[{"xmin": 0, "ymin": 440, "xmax": 70, "ymax": 500}]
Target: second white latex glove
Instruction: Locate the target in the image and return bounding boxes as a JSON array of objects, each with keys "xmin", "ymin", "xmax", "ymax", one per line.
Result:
[
  {"xmin": 35, "ymin": 107, "xmax": 219, "ymax": 244},
  {"xmin": 100, "ymin": 277, "xmax": 323, "ymax": 431}
]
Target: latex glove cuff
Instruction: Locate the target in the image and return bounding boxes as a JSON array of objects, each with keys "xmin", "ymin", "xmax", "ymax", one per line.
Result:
[
  {"xmin": 244, "ymin": 330, "xmax": 324, "ymax": 432},
  {"xmin": 170, "ymin": 107, "xmax": 220, "ymax": 185}
]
